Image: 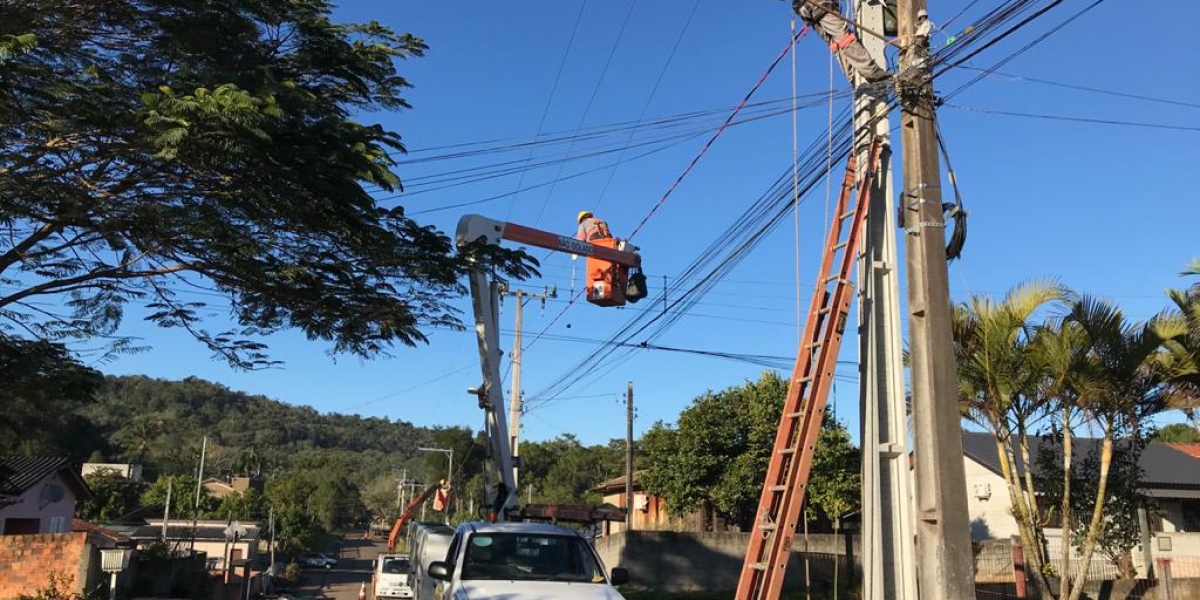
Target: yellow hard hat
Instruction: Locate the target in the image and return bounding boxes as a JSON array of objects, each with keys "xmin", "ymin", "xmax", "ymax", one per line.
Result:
[{"xmin": 577, "ymin": 210, "xmax": 593, "ymax": 223}]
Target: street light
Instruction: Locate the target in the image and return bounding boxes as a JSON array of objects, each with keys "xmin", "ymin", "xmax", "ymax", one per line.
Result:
[
  {"xmin": 417, "ymin": 447, "xmax": 454, "ymax": 485},
  {"xmin": 100, "ymin": 547, "xmax": 133, "ymax": 600}
]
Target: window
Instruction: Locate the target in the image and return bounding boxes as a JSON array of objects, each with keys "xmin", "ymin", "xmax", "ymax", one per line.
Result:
[
  {"xmin": 382, "ymin": 557, "xmax": 409, "ymax": 574},
  {"xmin": 461, "ymin": 533, "xmax": 605, "ymax": 583},
  {"xmin": 3, "ymin": 518, "xmax": 40, "ymax": 534},
  {"xmin": 1181, "ymin": 500, "xmax": 1200, "ymax": 533},
  {"xmin": 48, "ymin": 517, "xmax": 66, "ymax": 533}
]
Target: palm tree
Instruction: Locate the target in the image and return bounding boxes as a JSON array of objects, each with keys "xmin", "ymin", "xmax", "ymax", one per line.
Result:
[
  {"xmin": 1062, "ymin": 297, "xmax": 1197, "ymax": 600},
  {"xmin": 952, "ymin": 280, "xmax": 1069, "ymax": 599}
]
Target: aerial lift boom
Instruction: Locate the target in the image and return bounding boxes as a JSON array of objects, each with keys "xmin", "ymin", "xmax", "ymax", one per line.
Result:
[
  {"xmin": 387, "ymin": 481, "xmax": 442, "ymax": 551},
  {"xmin": 455, "ymin": 215, "xmax": 645, "ymax": 521}
]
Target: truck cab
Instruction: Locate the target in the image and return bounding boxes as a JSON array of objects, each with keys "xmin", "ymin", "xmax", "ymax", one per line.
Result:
[
  {"xmin": 427, "ymin": 522, "xmax": 629, "ymax": 600},
  {"xmin": 373, "ymin": 553, "xmax": 414, "ymax": 599}
]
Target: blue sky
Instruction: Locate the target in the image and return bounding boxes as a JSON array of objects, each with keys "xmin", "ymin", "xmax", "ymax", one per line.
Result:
[{"xmin": 102, "ymin": 0, "xmax": 1199, "ymax": 446}]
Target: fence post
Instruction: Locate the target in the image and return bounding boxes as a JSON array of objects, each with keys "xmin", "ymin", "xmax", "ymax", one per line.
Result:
[
  {"xmin": 1157, "ymin": 558, "xmax": 1174, "ymax": 600},
  {"xmin": 1012, "ymin": 540, "xmax": 1027, "ymax": 599}
]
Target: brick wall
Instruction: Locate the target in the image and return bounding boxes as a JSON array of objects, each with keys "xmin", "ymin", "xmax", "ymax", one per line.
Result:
[{"xmin": 0, "ymin": 532, "xmax": 107, "ymax": 599}]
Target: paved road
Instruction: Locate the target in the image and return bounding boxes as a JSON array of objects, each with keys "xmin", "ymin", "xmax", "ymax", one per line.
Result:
[{"xmin": 285, "ymin": 532, "xmax": 389, "ymax": 600}]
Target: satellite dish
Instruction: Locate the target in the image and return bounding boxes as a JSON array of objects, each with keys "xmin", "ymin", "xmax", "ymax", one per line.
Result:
[
  {"xmin": 39, "ymin": 484, "xmax": 65, "ymax": 508},
  {"xmin": 45, "ymin": 485, "xmax": 64, "ymax": 503}
]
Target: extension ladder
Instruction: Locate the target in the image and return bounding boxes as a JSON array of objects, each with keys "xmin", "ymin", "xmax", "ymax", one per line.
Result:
[{"xmin": 735, "ymin": 137, "xmax": 883, "ymax": 600}]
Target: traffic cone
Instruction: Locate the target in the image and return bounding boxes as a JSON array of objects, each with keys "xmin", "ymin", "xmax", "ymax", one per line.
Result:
[{"xmin": 358, "ymin": 582, "xmax": 367, "ymax": 600}]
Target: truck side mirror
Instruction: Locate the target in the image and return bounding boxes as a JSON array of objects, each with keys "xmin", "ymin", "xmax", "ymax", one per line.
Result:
[
  {"xmin": 428, "ymin": 561, "xmax": 452, "ymax": 581},
  {"xmin": 610, "ymin": 567, "xmax": 630, "ymax": 586}
]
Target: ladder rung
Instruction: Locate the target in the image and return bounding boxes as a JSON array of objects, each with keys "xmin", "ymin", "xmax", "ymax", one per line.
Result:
[
  {"xmin": 769, "ymin": 485, "xmax": 787, "ymax": 492},
  {"xmin": 786, "ymin": 411, "xmax": 802, "ymax": 418},
  {"xmin": 833, "ymin": 240, "xmax": 849, "ymax": 251},
  {"xmin": 778, "ymin": 448, "xmax": 795, "ymax": 456},
  {"xmin": 840, "ymin": 209, "xmax": 857, "ymax": 220},
  {"xmin": 751, "ymin": 562, "xmax": 768, "ymax": 571},
  {"xmin": 758, "ymin": 523, "xmax": 777, "ymax": 532}
]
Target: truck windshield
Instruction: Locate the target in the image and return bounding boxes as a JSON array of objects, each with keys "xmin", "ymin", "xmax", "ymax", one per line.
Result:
[
  {"xmin": 381, "ymin": 557, "xmax": 409, "ymax": 574},
  {"xmin": 461, "ymin": 533, "xmax": 606, "ymax": 583}
]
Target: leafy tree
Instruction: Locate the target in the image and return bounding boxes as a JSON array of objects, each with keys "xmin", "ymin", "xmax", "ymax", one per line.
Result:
[
  {"xmin": 214, "ymin": 488, "xmax": 266, "ymax": 521},
  {"xmin": 1037, "ymin": 434, "xmax": 1152, "ymax": 580},
  {"xmin": 519, "ymin": 435, "xmax": 622, "ymax": 506},
  {"xmin": 1153, "ymin": 423, "xmax": 1200, "ymax": 443},
  {"xmin": 806, "ymin": 412, "xmax": 860, "ymax": 527},
  {"xmin": 141, "ymin": 474, "xmax": 216, "ymax": 520},
  {"xmin": 1059, "ymin": 297, "xmax": 1194, "ymax": 600},
  {"xmin": 77, "ymin": 468, "xmax": 146, "ymax": 524},
  {"xmin": 0, "ymin": 0, "xmax": 534, "ymax": 369},
  {"xmin": 952, "ymin": 280, "xmax": 1070, "ymax": 598},
  {"xmin": 0, "ymin": 337, "xmax": 105, "ymax": 458},
  {"xmin": 642, "ymin": 372, "xmax": 859, "ymax": 531},
  {"xmin": 362, "ymin": 473, "xmax": 401, "ymax": 521}
]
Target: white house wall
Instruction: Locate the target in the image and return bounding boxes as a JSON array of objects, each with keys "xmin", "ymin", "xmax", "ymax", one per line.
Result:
[{"xmin": 963, "ymin": 457, "xmax": 1018, "ymax": 540}]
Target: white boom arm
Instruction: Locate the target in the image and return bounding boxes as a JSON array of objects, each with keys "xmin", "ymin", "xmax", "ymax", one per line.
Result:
[{"xmin": 456, "ymin": 214, "xmax": 641, "ymax": 521}]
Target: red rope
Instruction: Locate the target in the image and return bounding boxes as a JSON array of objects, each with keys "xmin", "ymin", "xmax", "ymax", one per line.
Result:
[
  {"xmin": 522, "ymin": 26, "xmax": 812, "ymax": 363},
  {"xmin": 628, "ymin": 25, "xmax": 811, "ymax": 240}
]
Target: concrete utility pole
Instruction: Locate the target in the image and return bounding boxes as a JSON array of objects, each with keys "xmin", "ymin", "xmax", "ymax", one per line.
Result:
[
  {"xmin": 162, "ymin": 477, "xmax": 173, "ymax": 540},
  {"xmin": 853, "ymin": 2, "xmax": 917, "ymax": 599},
  {"xmin": 190, "ymin": 435, "xmax": 207, "ymax": 554},
  {"xmin": 499, "ymin": 284, "xmax": 555, "ymax": 490},
  {"xmin": 625, "ymin": 381, "xmax": 634, "ymax": 532},
  {"xmin": 895, "ymin": 0, "xmax": 976, "ymax": 597}
]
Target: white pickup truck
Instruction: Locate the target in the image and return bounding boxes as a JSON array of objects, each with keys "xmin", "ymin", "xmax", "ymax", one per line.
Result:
[
  {"xmin": 373, "ymin": 553, "xmax": 414, "ymax": 599},
  {"xmin": 426, "ymin": 521, "xmax": 629, "ymax": 600}
]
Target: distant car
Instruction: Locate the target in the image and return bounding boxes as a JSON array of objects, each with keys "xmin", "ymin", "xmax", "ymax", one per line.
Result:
[{"xmin": 299, "ymin": 552, "xmax": 338, "ymax": 569}]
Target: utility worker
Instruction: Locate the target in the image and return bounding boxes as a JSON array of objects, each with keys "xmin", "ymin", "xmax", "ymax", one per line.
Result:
[
  {"xmin": 791, "ymin": 0, "xmax": 890, "ymax": 84},
  {"xmin": 575, "ymin": 211, "xmax": 613, "ymax": 242}
]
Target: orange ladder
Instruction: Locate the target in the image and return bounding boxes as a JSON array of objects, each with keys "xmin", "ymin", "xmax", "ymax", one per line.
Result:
[{"xmin": 735, "ymin": 137, "xmax": 882, "ymax": 600}]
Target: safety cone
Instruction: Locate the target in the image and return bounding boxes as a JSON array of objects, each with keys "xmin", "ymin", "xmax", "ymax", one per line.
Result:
[{"xmin": 358, "ymin": 581, "xmax": 367, "ymax": 600}]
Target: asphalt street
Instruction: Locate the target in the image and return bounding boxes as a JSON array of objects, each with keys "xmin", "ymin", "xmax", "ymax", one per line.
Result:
[{"xmin": 285, "ymin": 532, "xmax": 389, "ymax": 600}]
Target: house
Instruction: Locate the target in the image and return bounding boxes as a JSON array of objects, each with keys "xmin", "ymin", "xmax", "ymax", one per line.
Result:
[
  {"xmin": 962, "ymin": 431, "xmax": 1200, "ymax": 577},
  {"xmin": 592, "ymin": 471, "xmax": 710, "ymax": 534},
  {"xmin": 202, "ymin": 476, "xmax": 263, "ymax": 500},
  {"xmin": 117, "ymin": 518, "xmax": 261, "ymax": 569},
  {"xmin": 81, "ymin": 462, "xmax": 144, "ymax": 481},
  {"xmin": 0, "ymin": 456, "xmax": 92, "ymax": 535}
]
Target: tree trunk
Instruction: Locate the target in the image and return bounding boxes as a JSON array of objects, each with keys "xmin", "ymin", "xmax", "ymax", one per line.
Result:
[
  {"xmin": 1068, "ymin": 425, "xmax": 1114, "ymax": 600},
  {"xmin": 995, "ymin": 432, "xmax": 1054, "ymax": 599},
  {"xmin": 1016, "ymin": 419, "xmax": 1049, "ymax": 565},
  {"xmin": 1059, "ymin": 407, "xmax": 1073, "ymax": 600}
]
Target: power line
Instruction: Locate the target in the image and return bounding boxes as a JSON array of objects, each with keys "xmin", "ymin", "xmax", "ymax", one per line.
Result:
[{"xmin": 944, "ymin": 104, "xmax": 1200, "ymax": 132}]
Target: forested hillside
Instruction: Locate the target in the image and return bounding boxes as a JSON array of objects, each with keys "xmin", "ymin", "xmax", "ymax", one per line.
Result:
[{"xmin": 81, "ymin": 375, "xmax": 435, "ymax": 482}]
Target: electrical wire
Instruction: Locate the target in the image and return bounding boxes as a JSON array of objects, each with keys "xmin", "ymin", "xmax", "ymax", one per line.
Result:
[
  {"xmin": 943, "ymin": 104, "xmax": 1200, "ymax": 132},
  {"xmin": 525, "ymin": 0, "xmax": 1111, "ymax": 410}
]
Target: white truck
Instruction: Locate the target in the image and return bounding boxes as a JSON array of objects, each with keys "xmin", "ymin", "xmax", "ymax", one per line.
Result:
[
  {"xmin": 373, "ymin": 553, "xmax": 414, "ymax": 599},
  {"xmin": 407, "ymin": 522, "xmax": 454, "ymax": 600},
  {"xmin": 426, "ymin": 521, "xmax": 629, "ymax": 600}
]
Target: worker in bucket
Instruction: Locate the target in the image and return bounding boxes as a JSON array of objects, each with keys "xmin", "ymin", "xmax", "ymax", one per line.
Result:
[
  {"xmin": 790, "ymin": 0, "xmax": 891, "ymax": 84},
  {"xmin": 575, "ymin": 211, "xmax": 613, "ymax": 242}
]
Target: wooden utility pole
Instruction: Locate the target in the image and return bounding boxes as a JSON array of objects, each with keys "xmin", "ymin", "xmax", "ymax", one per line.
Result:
[
  {"xmin": 500, "ymin": 285, "xmax": 555, "ymax": 490},
  {"xmin": 895, "ymin": 0, "xmax": 976, "ymax": 598},
  {"xmin": 625, "ymin": 381, "xmax": 634, "ymax": 532}
]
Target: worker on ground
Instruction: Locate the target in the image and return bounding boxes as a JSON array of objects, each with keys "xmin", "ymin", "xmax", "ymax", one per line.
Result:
[
  {"xmin": 790, "ymin": 0, "xmax": 890, "ymax": 85},
  {"xmin": 575, "ymin": 211, "xmax": 613, "ymax": 242}
]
